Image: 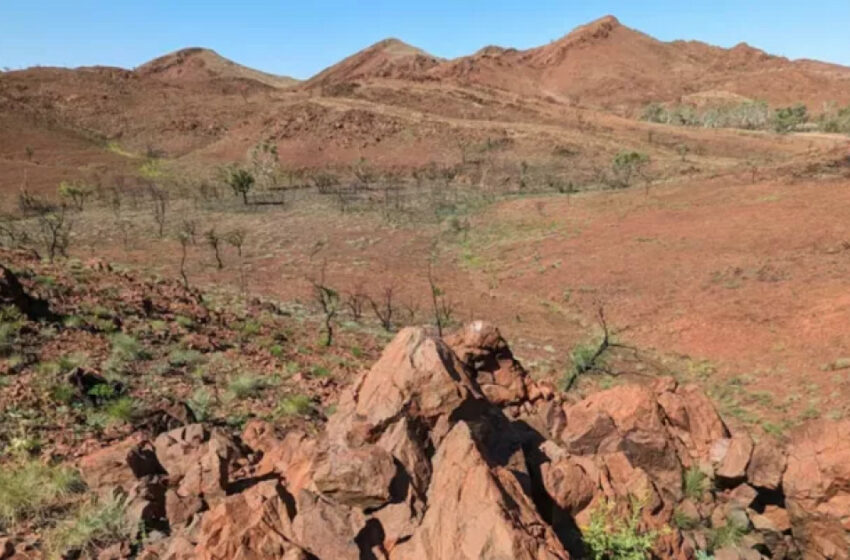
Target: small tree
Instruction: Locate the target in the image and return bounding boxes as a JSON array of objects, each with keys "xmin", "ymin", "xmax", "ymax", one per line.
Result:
[
  {"xmin": 225, "ymin": 167, "xmax": 255, "ymax": 205},
  {"xmin": 58, "ymin": 181, "xmax": 93, "ymax": 211},
  {"xmin": 611, "ymin": 151, "xmax": 649, "ymax": 189},
  {"xmin": 225, "ymin": 229, "xmax": 247, "ymax": 258},
  {"xmin": 37, "ymin": 205, "xmax": 73, "ymax": 263},
  {"xmin": 204, "ymin": 228, "xmax": 224, "ymax": 270}
]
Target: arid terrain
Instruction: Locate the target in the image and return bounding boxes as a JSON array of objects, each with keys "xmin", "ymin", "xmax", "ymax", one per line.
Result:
[{"xmin": 1, "ymin": 14, "xmax": 850, "ymax": 560}]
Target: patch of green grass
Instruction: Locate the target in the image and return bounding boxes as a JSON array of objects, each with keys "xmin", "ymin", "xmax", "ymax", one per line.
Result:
[
  {"xmin": 174, "ymin": 315, "xmax": 194, "ymax": 329},
  {"xmin": 708, "ymin": 520, "xmax": 747, "ymax": 552},
  {"xmin": 167, "ymin": 349, "xmax": 204, "ymax": 368},
  {"xmin": 86, "ymin": 397, "xmax": 137, "ymax": 429},
  {"xmin": 110, "ymin": 333, "xmax": 149, "ymax": 361},
  {"xmin": 226, "ymin": 374, "xmax": 267, "ymax": 399},
  {"xmin": 187, "ymin": 388, "xmax": 214, "ymax": 422},
  {"xmin": 672, "ymin": 508, "xmax": 700, "ymax": 530},
  {"xmin": 683, "ymin": 466, "xmax": 708, "ymax": 501},
  {"xmin": 0, "ymin": 459, "xmax": 83, "ymax": 530},
  {"xmin": 44, "ymin": 494, "xmax": 136, "ymax": 560},
  {"xmin": 269, "ymin": 344, "xmax": 285, "ymax": 358},
  {"xmin": 309, "ymin": 365, "xmax": 331, "ymax": 379},
  {"xmin": 276, "ymin": 394, "xmax": 314, "ymax": 417}
]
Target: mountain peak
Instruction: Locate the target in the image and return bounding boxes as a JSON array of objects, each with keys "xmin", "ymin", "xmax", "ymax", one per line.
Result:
[{"xmin": 137, "ymin": 47, "xmax": 298, "ymax": 88}]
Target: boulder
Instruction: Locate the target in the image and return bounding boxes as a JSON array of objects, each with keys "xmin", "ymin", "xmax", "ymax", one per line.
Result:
[
  {"xmin": 446, "ymin": 321, "xmax": 529, "ymax": 405},
  {"xmin": 312, "ymin": 444, "xmax": 397, "ymax": 509},
  {"xmin": 746, "ymin": 440, "xmax": 786, "ymax": 490},
  {"xmin": 289, "ymin": 490, "xmax": 364, "ymax": 560},
  {"xmin": 541, "ymin": 454, "xmax": 597, "ymax": 515},
  {"xmin": 713, "ymin": 434, "xmax": 753, "ymax": 483},
  {"xmin": 783, "ymin": 420, "xmax": 850, "ymax": 525},
  {"xmin": 78, "ymin": 433, "xmax": 162, "ymax": 492},
  {"xmin": 334, "ymin": 327, "xmax": 482, "ymax": 442},
  {"xmin": 194, "ymin": 480, "xmax": 306, "ymax": 560}
]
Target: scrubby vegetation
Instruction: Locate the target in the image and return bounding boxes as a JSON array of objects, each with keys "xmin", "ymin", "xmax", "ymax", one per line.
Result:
[{"xmin": 642, "ymin": 99, "xmax": 850, "ymax": 134}]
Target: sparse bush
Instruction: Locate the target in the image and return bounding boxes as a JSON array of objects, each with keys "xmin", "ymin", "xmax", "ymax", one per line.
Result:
[
  {"xmin": 611, "ymin": 151, "xmax": 649, "ymax": 189},
  {"xmin": 276, "ymin": 394, "xmax": 314, "ymax": 417},
  {"xmin": 227, "ymin": 374, "xmax": 266, "ymax": 399},
  {"xmin": 0, "ymin": 458, "xmax": 82, "ymax": 530},
  {"xmin": 187, "ymin": 388, "xmax": 214, "ymax": 421},
  {"xmin": 43, "ymin": 494, "xmax": 135, "ymax": 560},
  {"xmin": 168, "ymin": 348, "xmax": 203, "ymax": 368},
  {"xmin": 369, "ymin": 285, "xmax": 396, "ymax": 332},
  {"xmin": 772, "ymin": 104, "xmax": 808, "ymax": 133}
]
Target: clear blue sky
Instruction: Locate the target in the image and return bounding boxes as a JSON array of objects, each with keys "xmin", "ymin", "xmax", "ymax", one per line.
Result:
[{"xmin": 2, "ymin": 1, "xmax": 848, "ymax": 79}]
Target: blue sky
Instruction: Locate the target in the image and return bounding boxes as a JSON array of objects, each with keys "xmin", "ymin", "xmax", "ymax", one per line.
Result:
[{"xmin": 2, "ymin": 1, "xmax": 848, "ymax": 79}]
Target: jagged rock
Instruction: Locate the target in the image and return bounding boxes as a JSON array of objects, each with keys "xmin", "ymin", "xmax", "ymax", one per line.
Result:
[
  {"xmin": 446, "ymin": 320, "xmax": 529, "ymax": 405},
  {"xmin": 290, "ymin": 489, "xmax": 364, "ymax": 560},
  {"xmin": 746, "ymin": 440, "xmax": 786, "ymax": 490},
  {"xmin": 312, "ymin": 443, "xmax": 397, "ymax": 509},
  {"xmin": 562, "ymin": 385, "xmax": 683, "ymax": 499},
  {"xmin": 194, "ymin": 480, "xmax": 306, "ymax": 560},
  {"xmin": 78, "ymin": 433, "xmax": 162, "ymax": 492},
  {"xmin": 783, "ymin": 420, "xmax": 850, "ymax": 558},
  {"xmin": 154, "ymin": 424, "xmax": 209, "ymax": 480},
  {"xmin": 784, "ymin": 420, "xmax": 850, "ymax": 523},
  {"xmin": 329, "ymin": 327, "xmax": 482, "ymax": 447},
  {"xmin": 712, "ymin": 434, "xmax": 753, "ymax": 482},
  {"xmin": 750, "ymin": 505, "xmax": 791, "ymax": 533},
  {"xmin": 391, "ymin": 421, "xmax": 569, "ymax": 560},
  {"xmin": 658, "ymin": 383, "xmax": 729, "ymax": 460}
]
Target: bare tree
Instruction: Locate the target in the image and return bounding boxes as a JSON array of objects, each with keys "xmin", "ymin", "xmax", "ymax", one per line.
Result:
[
  {"xmin": 344, "ymin": 284, "xmax": 368, "ymax": 321},
  {"xmin": 148, "ymin": 184, "xmax": 168, "ymax": 238},
  {"xmin": 309, "ymin": 261, "xmax": 339, "ymax": 346},
  {"xmin": 205, "ymin": 228, "xmax": 224, "ymax": 270},
  {"xmin": 178, "ymin": 232, "xmax": 190, "ymax": 288},
  {"xmin": 368, "ymin": 285, "xmax": 396, "ymax": 332},
  {"xmin": 180, "ymin": 219, "xmax": 198, "ymax": 245},
  {"xmin": 427, "ymin": 262, "xmax": 454, "ymax": 337}
]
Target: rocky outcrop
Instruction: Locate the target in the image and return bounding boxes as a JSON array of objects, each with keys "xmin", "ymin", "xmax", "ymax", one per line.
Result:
[{"xmin": 72, "ymin": 323, "xmax": 850, "ymax": 560}]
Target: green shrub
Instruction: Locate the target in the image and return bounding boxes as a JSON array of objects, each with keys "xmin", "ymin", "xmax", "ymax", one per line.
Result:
[
  {"xmin": 0, "ymin": 459, "xmax": 82, "ymax": 529},
  {"xmin": 583, "ymin": 498, "xmax": 660, "ymax": 560},
  {"xmin": 276, "ymin": 394, "xmax": 314, "ymax": 417},
  {"xmin": 683, "ymin": 466, "xmax": 708, "ymax": 500},
  {"xmin": 611, "ymin": 151, "xmax": 649, "ymax": 188},
  {"xmin": 772, "ymin": 104, "xmax": 808, "ymax": 133},
  {"xmin": 44, "ymin": 495, "xmax": 135, "ymax": 560}
]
